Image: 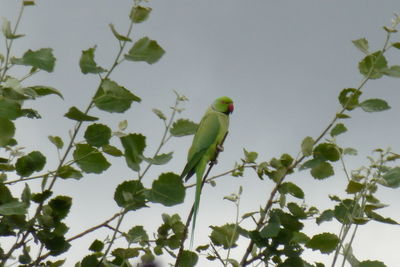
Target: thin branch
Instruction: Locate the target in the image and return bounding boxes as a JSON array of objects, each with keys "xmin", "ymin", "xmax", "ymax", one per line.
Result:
[{"xmin": 99, "ymin": 211, "xmax": 126, "ymax": 265}]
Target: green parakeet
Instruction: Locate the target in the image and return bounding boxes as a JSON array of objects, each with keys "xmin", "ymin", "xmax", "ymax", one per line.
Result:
[{"xmin": 180, "ymin": 96, "xmax": 234, "ymax": 246}]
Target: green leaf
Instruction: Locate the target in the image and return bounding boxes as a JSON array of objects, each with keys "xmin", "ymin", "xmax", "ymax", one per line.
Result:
[
  {"xmin": 130, "ymin": 6, "xmax": 152, "ymax": 23},
  {"xmin": 89, "ymin": 239, "xmax": 104, "ymax": 252},
  {"xmin": 28, "ymin": 86, "xmax": 63, "ymax": 99},
  {"xmin": 32, "ymin": 190, "xmax": 52, "ymax": 203},
  {"xmin": 359, "ymin": 99, "xmax": 390, "ymax": 112},
  {"xmin": 114, "ymin": 180, "xmax": 147, "ymax": 211},
  {"xmin": 365, "ymin": 210, "xmax": 398, "ymax": 225},
  {"xmin": 346, "ymin": 180, "xmax": 365, "ymax": 194},
  {"xmin": 149, "ymin": 172, "xmax": 185, "ymax": 206},
  {"xmin": 64, "ymin": 107, "xmax": 98, "ymax": 122},
  {"xmin": 210, "ymin": 224, "xmax": 239, "ymax": 249},
  {"xmin": 143, "ymin": 152, "xmax": 173, "ymax": 165},
  {"xmin": 330, "ymin": 123, "xmax": 347, "ymax": 137},
  {"xmin": 287, "ymin": 202, "xmax": 307, "ymax": 219},
  {"xmin": 111, "ymin": 248, "xmax": 140, "ymax": 259},
  {"xmin": 170, "ymin": 119, "xmax": 198, "ymax": 137},
  {"xmin": 380, "ymin": 167, "xmax": 400, "ymax": 188},
  {"xmin": 313, "ymin": 143, "xmax": 341, "ymax": 162},
  {"xmin": 392, "ymin": 42, "xmax": 400, "ymax": 49},
  {"xmin": 81, "ymin": 255, "xmax": 99, "ymax": 267},
  {"xmin": 38, "ymin": 233, "xmax": 70, "ymax": 256},
  {"xmin": 73, "ymin": 144, "xmax": 110, "ymax": 174},
  {"xmin": 2, "ymin": 18, "xmax": 25, "ymax": 39},
  {"xmin": 279, "ymin": 182, "xmax": 305, "ymax": 199},
  {"xmin": 301, "ymin": 136, "xmax": 314, "ymax": 156},
  {"xmin": 311, "ymin": 162, "xmax": 334, "ymax": 179},
  {"xmin": 15, "ymin": 151, "xmax": 46, "ymax": 177},
  {"xmin": 21, "ymin": 183, "xmax": 31, "ymax": 205},
  {"xmin": 94, "ymin": 79, "xmax": 141, "ymax": 113},
  {"xmin": 0, "ymin": 201, "xmax": 27, "ymax": 215},
  {"xmin": 344, "ymin": 147, "xmax": 358, "ymax": 156},
  {"xmin": 57, "ymin": 165, "xmax": 83, "ymax": 180},
  {"xmin": 84, "ymin": 124, "xmax": 112, "ymax": 147},
  {"xmin": 359, "ymin": 260, "xmax": 387, "ymax": 267},
  {"xmin": 125, "ymin": 37, "xmax": 165, "ymax": 64},
  {"xmin": 316, "ymin": 209, "xmax": 334, "ymax": 225},
  {"xmin": 109, "ymin": 24, "xmax": 132, "ymax": 42},
  {"xmin": 79, "ymin": 47, "xmax": 106, "ymax": 74},
  {"xmin": 49, "ymin": 196, "xmax": 72, "ymax": 220},
  {"xmin": 336, "ymin": 113, "xmax": 351, "ymax": 119},
  {"xmin": 260, "ymin": 214, "xmax": 280, "ymax": 238},
  {"xmin": 12, "ymin": 48, "xmax": 56, "ymax": 72},
  {"xmin": 102, "ymin": 144, "xmax": 123, "ymax": 157},
  {"xmin": 126, "ymin": 225, "xmax": 149, "ymax": 244},
  {"xmin": 0, "ymin": 98, "xmax": 22, "ymax": 120},
  {"xmin": 358, "ymin": 51, "xmax": 388, "ymax": 79},
  {"xmin": 305, "ymin": 232, "xmax": 339, "ymax": 254},
  {"xmin": 177, "ymin": 250, "xmax": 198, "ymax": 267},
  {"xmin": 334, "ymin": 201, "xmax": 353, "ymax": 224},
  {"xmin": 152, "ymin": 108, "xmax": 167, "ymax": 120},
  {"xmin": 338, "ymin": 88, "xmax": 362, "ymax": 110},
  {"xmin": 120, "ymin": 133, "xmax": 146, "ymax": 171},
  {"xmin": 243, "ymin": 149, "xmax": 258, "ymax": 163},
  {"xmin": 48, "ymin": 136, "xmax": 64, "ymax": 149},
  {"xmin": 23, "ymin": 1, "xmax": 35, "ymax": 6},
  {"xmin": 352, "ymin": 38, "xmax": 369, "ymax": 54},
  {"xmin": 382, "ymin": 65, "xmax": 400, "ymax": 77}
]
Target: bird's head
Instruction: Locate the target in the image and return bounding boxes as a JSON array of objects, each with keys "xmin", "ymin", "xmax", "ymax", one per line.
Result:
[{"xmin": 212, "ymin": 96, "xmax": 234, "ymax": 115}]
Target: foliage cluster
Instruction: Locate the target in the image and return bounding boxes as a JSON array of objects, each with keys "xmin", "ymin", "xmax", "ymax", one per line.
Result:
[{"xmin": 0, "ymin": 1, "xmax": 400, "ymax": 267}]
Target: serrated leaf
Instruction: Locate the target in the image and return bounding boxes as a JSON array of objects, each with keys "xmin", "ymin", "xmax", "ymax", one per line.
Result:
[
  {"xmin": 260, "ymin": 214, "xmax": 280, "ymax": 238},
  {"xmin": 306, "ymin": 232, "xmax": 339, "ymax": 254},
  {"xmin": 114, "ymin": 180, "xmax": 146, "ymax": 211},
  {"xmin": 49, "ymin": 195, "xmax": 72, "ymax": 220},
  {"xmin": 15, "ymin": 151, "xmax": 46, "ymax": 177},
  {"xmin": 48, "ymin": 136, "xmax": 64, "ymax": 149},
  {"xmin": 89, "ymin": 239, "xmax": 104, "ymax": 252},
  {"xmin": 170, "ymin": 119, "xmax": 198, "ymax": 137},
  {"xmin": 358, "ymin": 51, "xmax": 388, "ymax": 79},
  {"xmin": 130, "ymin": 6, "xmax": 152, "ymax": 23},
  {"xmin": 102, "ymin": 144, "xmax": 123, "ymax": 157},
  {"xmin": 125, "ymin": 37, "xmax": 165, "ymax": 64},
  {"xmin": 382, "ymin": 65, "xmax": 400, "ymax": 78},
  {"xmin": 21, "ymin": 183, "xmax": 31, "ymax": 205},
  {"xmin": 126, "ymin": 225, "xmax": 148, "ymax": 244},
  {"xmin": 94, "ymin": 79, "xmax": 141, "ymax": 113},
  {"xmin": 149, "ymin": 172, "xmax": 185, "ymax": 206},
  {"xmin": 79, "ymin": 47, "xmax": 106, "ymax": 74},
  {"xmin": 0, "ymin": 201, "xmax": 27, "ymax": 215},
  {"xmin": 279, "ymin": 182, "xmax": 305, "ymax": 199},
  {"xmin": 346, "ymin": 180, "xmax": 365, "ymax": 194},
  {"xmin": 380, "ymin": 167, "xmax": 400, "ymax": 188},
  {"xmin": 84, "ymin": 123, "xmax": 112, "ymax": 147},
  {"xmin": 316, "ymin": 209, "xmax": 334, "ymax": 225},
  {"xmin": 311, "ymin": 162, "xmax": 334, "ymax": 179},
  {"xmin": 313, "ymin": 143, "xmax": 341, "ymax": 162},
  {"xmin": 360, "ymin": 99, "xmax": 390, "ymax": 112},
  {"xmin": 0, "ymin": 98, "xmax": 22, "ymax": 120},
  {"xmin": 73, "ymin": 144, "xmax": 110, "ymax": 174},
  {"xmin": 12, "ymin": 48, "xmax": 55, "ymax": 72},
  {"xmin": 28, "ymin": 86, "xmax": 63, "ymax": 99},
  {"xmin": 111, "ymin": 248, "xmax": 140, "ymax": 259},
  {"xmin": 210, "ymin": 224, "xmax": 239, "ymax": 249},
  {"xmin": 287, "ymin": 202, "xmax": 307, "ymax": 219},
  {"xmin": 338, "ymin": 88, "xmax": 362, "ymax": 110},
  {"xmin": 392, "ymin": 42, "xmax": 400, "ymax": 49},
  {"xmin": 120, "ymin": 133, "xmax": 146, "ymax": 171},
  {"xmin": 359, "ymin": 260, "xmax": 387, "ymax": 267},
  {"xmin": 330, "ymin": 123, "xmax": 347, "ymax": 137},
  {"xmin": 301, "ymin": 136, "xmax": 314, "ymax": 156},
  {"xmin": 344, "ymin": 147, "xmax": 358, "ymax": 156},
  {"xmin": 64, "ymin": 107, "xmax": 98, "ymax": 121},
  {"xmin": 152, "ymin": 108, "xmax": 166, "ymax": 120},
  {"xmin": 352, "ymin": 38, "xmax": 369, "ymax": 54},
  {"xmin": 365, "ymin": 210, "xmax": 399, "ymax": 224},
  {"xmin": 243, "ymin": 149, "xmax": 258, "ymax": 163},
  {"xmin": 144, "ymin": 152, "xmax": 173, "ymax": 165},
  {"xmin": 336, "ymin": 113, "xmax": 351, "ymax": 119},
  {"xmin": 57, "ymin": 165, "xmax": 83, "ymax": 180},
  {"xmin": 177, "ymin": 250, "xmax": 198, "ymax": 267},
  {"xmin": 109, "ymin": 24, "xmax": 132, "ymax": 42}
]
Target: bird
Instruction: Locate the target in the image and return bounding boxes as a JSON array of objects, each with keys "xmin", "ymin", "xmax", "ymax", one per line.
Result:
[{"xmin": 180, "ymin": 96, "xmax": 234, "ymax": 247}]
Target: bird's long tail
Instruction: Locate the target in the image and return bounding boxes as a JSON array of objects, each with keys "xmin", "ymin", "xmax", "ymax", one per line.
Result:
[{"xmin": 190, "ymin": 164, "xmax": 205, "ymax": 249}]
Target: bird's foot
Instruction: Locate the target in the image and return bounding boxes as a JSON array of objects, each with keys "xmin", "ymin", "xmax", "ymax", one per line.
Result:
[
  {"xmin": 210, "ymin": 159, "xmax": 218, "ymax": 165},
  {"xmin": 217, "ymin": 144, "xmax": 224, "ymax": 152}
]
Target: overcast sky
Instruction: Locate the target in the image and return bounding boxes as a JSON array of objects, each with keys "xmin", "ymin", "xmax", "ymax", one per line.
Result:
[{"xmin": 2, "ymin": 0, "xmax": 400, "ymax": 266}]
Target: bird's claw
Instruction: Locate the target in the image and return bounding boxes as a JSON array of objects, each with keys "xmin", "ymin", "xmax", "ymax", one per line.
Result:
[
  {"xmin": 210, "ymin": 159, "xmax": 218, "ymax": 165},
  {"xmin": 217, "ymin": 144, "xmax": 224, "ymax": 152}
]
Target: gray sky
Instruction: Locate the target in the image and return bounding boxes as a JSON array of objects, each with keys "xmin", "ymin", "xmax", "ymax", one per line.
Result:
[{"xmin": 2, "ymin": 0, "xmax": 400, "ymax": 266}]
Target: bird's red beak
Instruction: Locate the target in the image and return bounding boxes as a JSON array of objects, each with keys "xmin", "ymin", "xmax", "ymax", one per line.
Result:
[{"xmin": 228, "ymin": 103, "xmax": 234, "ymax": 114}]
